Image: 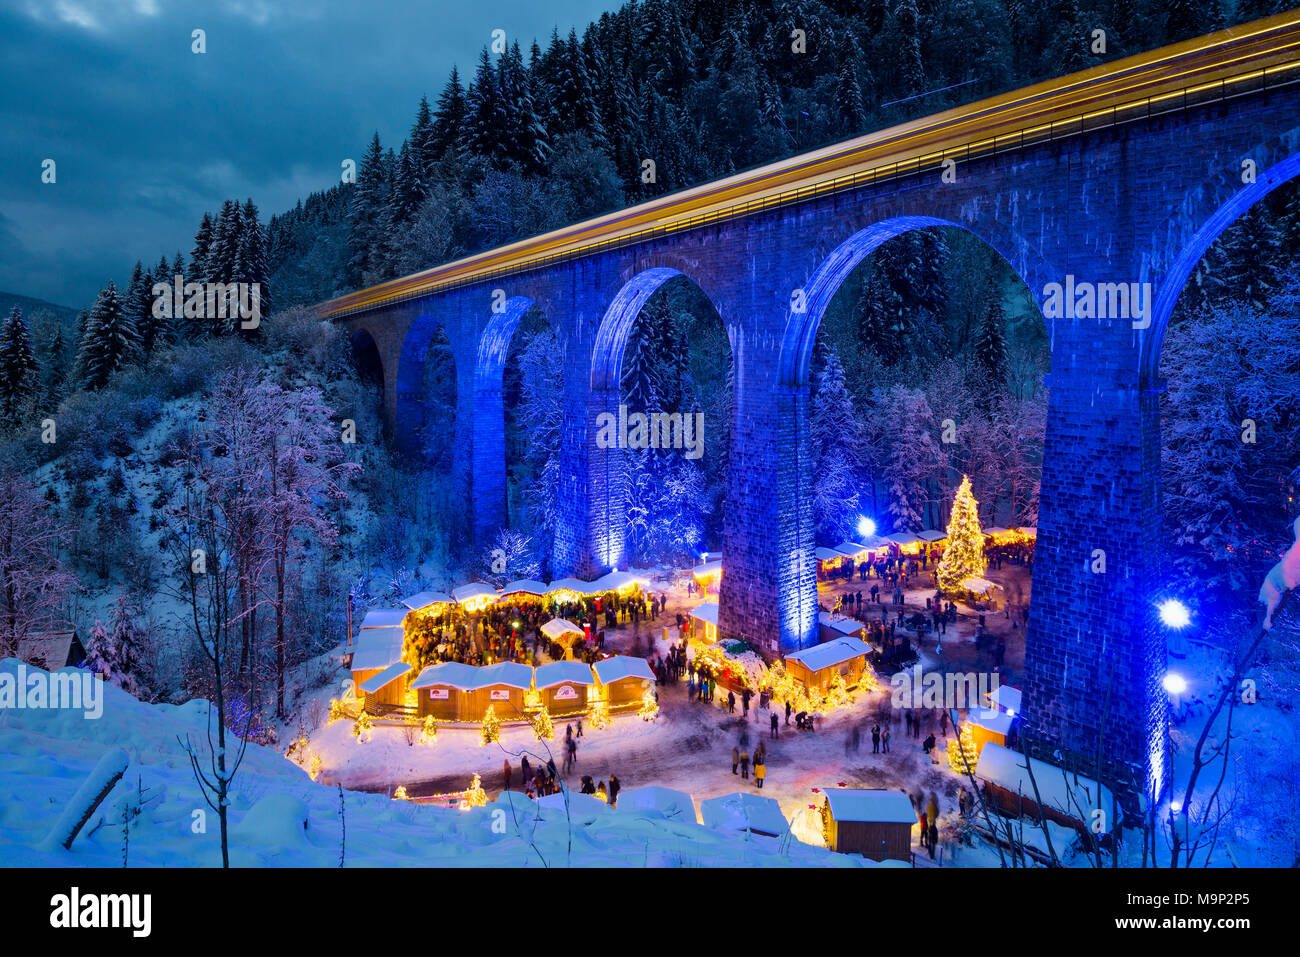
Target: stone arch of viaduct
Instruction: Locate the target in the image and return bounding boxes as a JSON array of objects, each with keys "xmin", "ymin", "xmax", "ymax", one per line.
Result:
[{"xmin": 336, "ymin": 85, "xmax": 1300, "ymax": 796}]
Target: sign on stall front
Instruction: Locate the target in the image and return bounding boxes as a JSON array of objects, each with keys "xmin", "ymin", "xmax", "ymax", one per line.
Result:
[
  {"xmin": 555, "ymin": 685, "xmax": 578, "ymax": 700},
  {"xmin": 429, "ymin": 688, "xmax": 449, "ymax": 700},
  {"xmin": 490, "ymin": 689, "xmax": 510, "ymax": 700}
]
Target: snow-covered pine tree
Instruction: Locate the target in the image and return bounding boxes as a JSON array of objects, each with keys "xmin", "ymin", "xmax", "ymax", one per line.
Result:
[
  {"xmin": 123, "ymin": 260, "xmax": 159, "ymax": 358},
  {"xmin": 348, "ymin": 134, "xmax": 391, "ymax": 286},
  {"xmin": 0, "ymin": 306, "xmax": 39, "ymax": 429},
  {"xmin": 973, "ymin": 279, "xmax": 1009, "ymax": 390},
  {"xmin": 190, "ymin": 211, "xmax": 215, "ymax": 285},
  {"xmin": 40, "ymin": 323, "xmax": 66, "ymax": 411},
  {"xmin": 810, "ymin": 351, "xmax": 862, "ymax": 542},
  {"xmin": 431, "ymin": 67, "xmax": 467, "ymax": 161},
  {"xmin": 76, "ymin": 280, "xmax": 139, "ymax": 390},
  {"xmin": 236, "ymin": 197, "xmax": 270, "ymax": 327},
  {"xmin": 937, "ymin": 474, "xmax": 988, "ymax": 594},
  {"xmin": 87, "ymin": 596, "xmax": 144, "ymax": 697}
]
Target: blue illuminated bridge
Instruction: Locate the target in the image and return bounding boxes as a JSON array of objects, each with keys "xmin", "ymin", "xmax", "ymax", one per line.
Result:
[{"xmin": 319, "ymin": 12, "xmax": 1300, "ymax": 800}]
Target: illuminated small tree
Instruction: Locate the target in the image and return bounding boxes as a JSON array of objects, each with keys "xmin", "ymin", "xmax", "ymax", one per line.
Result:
[
  {"xmin": 353, "ymin": 711, "xmax": 373, "ymax": 742},
  {"xmin": 588, "ymin": 696, "xmax": 609, "ymax": 730},
  {"xmin": 462, "ymin": 774, "xmax": 487, "ymax": 808},
  {"xmin": 948, "ymin": 722, "xmax": 979, "ymax": 774},
  {"xmin": 532, "ymin": 704, "xmax": 555, "ymax": 740},
  {"xmin": 937, "ymin": 474, "xmax": 987, "ymax": 594},
  {"xmin": 480, "ymin": 704, "xmax": 501, "ymax": 746},
  {"xmin": 419, "ymin": 714, "xmax": 437, "ymax": 744},
  {"xmin": 638, "ymin": 687, "xmax": 659, "ymax": 721}
]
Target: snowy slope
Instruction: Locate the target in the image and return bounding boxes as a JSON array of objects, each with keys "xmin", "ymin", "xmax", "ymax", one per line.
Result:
[{"xmin": 0, "ymin": 659, "xmax": 861, "ymax": 868}]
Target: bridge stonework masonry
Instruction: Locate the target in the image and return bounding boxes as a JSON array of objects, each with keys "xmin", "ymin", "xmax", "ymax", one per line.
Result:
[{"xmin": 323, "ymin": 16, "xmax": 1300, "ymax": 800}]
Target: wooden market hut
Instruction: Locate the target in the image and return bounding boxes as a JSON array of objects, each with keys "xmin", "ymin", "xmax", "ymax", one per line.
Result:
[
  {"xmin": 975, "ymin": 743, "xmax": 1122, "ymax": 837},
  {"xmin": 500, "ymin": 580, "xmax": 549, "ymax": 606},
  {"xmin": 814, "ymin": 546, "xmax": 847, "ymax": 577},
  {"xmin": 885, "ymin": 531, "xmax": 922, "ymax": 554},
  {"xmin": 400, "ymin": 591, "xmax": 453, "ymax": 613},
  {"xmin": 358, "ymin": 661, "xmax": 411, "ymax": 713},
  {"xmin": 691, "ymin": 559, "xmax": 722, "ymax": 596},
  {"xmin": 471, "ymin": 661, "xmax": 533, "ymax": 720},
  {"xmin": 592, "ymin": 655, "xmax": 655, "ymax": 707},
  {"xmin": 817, "ymin": 612, "xmax": 867, "ymax": 645},
  {"xmin": 966, "ymin": 708, "xmax": 1014, "ymax": 754},
  {"xmin": 533, "ymin": 660, "xmax": 596, "ymax": 712},
  {"xmin": 783, "ymin": 637, "xmax": 869, "ymax": 694},
  {"xmin": 359, "ymin": 608, "xmax": 408, "ymax": 630},
  {"xmin": 688, "ymin": 602, "xmax": 719, "ymax": 643},
  {"xmin": 452, "ymin": 582, "xmax": 500, "ymax": 612},
  {"xmin": 821, "ymin": 788, "xmax": 917, "ymax": 862},
  {"xmin": 349, "ymin": 625, "xmax": 405, "ymax": 695},
  {"xmin": 411, "ymin": 661, "xmax": 482, "ymax": 721}
]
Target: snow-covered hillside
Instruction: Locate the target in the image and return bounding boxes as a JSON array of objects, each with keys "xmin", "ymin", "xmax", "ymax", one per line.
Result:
[{"xmin": 0, "ymin": 659, "xmax": 861, "ymax": 867}]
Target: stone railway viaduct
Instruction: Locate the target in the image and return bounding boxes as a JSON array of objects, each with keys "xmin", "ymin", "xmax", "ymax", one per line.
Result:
[{"xmin": 322, "ymin": 15, "xmax": 1300, "ymax": 799}]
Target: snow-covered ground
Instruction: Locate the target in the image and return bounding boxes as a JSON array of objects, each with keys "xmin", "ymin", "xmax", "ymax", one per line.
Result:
[{"xmin": 0, "ymin": 658, "xmax": 867, "ymax": 867}]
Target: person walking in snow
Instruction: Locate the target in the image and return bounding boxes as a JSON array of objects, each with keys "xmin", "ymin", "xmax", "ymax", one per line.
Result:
[
  {"xmin": 755, "ymin": 758, "xmax": 766, "ymax": 789},
  {"xmin": 732, "ymin": 746, "xmax": 740, "ymax": 775},
  {"xmin": 740, "ymin": 749, "xmax": 750, "ymax": 780},
  {"xmin": 871, "ymin": 724, "xmax": 881, "ymax": 753},
  {"xmin": 503, "ymin": 759, "xmax": 512, "ymax": 791},
  {"xmin": 609, "ymin": 773, "xmax": 621, "ymax": 808},
  {"xmin": 770, "ymin": 712, "xmax": 780, "ymax": 738},
  {"xmin": 882, "ymin": 726, "xmax": 891, "ymax": 753},
  {"xmin": 727, "ymin": 690, "xmax": 736, "ymax": 713},
  {"xmin": 785, "ymin": 700, "xmax": 792, "ymax": 727}
]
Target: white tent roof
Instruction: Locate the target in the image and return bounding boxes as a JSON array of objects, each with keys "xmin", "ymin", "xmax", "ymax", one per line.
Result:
[
  {"xmin": 823, "ymin": 788, "xmax": 917, "ymax": 824},
  {"xmin": 452, "ymin": 582, "xmax": 499, "ymax": 604},
  {"xmin": 358, "ymin": 661, "xmax": 411, "ymax": 695},
  {"xmin": 885, "ymin": 531, "xmax": 920, "ymax": 546},
  {"xmin": 700, "ymin": 792, "xmax": 788, "ymax": 837},
  {"xmin": 360, "ymin": 608, "xmax": 407, "ymax": 629},
  {"xmin": 476, "ymin": 661, "xmax": 533, "ymax": 690},
  {"xmin": 916, "ymin": 529, "xmax": 947, "ymax": 542},
  {"xmin": 814, "ymin": 546, "xmax": 844, "ymax": 561},
  {"xmin": 961, "ymin": 577, "xmax": 999, "ymax": 594},
  {"xmin": 500, "ymin": 579, "xmax": 548, "ymax": 596},
  {"xmin": 534, "ymin": 661, "xmax": 596, "ymax": 689},
  {"xmin": 541, "ymin": 617, "xmax": 584, "ymax": 640},
  {"xmin": 818, "ymin": 612, "xmax": 866, "ymax": 636},
  {"xmin": 410, "ymin": 661, "xmax": 482, "ymax": 691},
  {"xmin": 975, "ymin": 743, "xmax": 1121, "ymax": 833},
  {"xmin": 692, "ymin": 559, "xmax": 723, "ymax": 577},
  {"xmin": 400, "ymin": 590, "xmax": 452, "ymax": 611},
  {"xmin": 592, "ymin": 655, "xmax": 655, "ymax": 684},
  {"xmin": 785, "ymin": 636, "xmax": 869, "ymax": 673},
  {"xmin": 350, "ymin": 626, "xmax": 404, "ymax": 671},
  {"xmin": 616, "ymin": 785, "xmax": 697, "ymax": 821},
  {"xmin": 591, "ymin": 570, "xmax": 647, "ymax": 592},
  {"xmin": 833, "ymin": 539, "xmax": 882, "ymax": 556},
  {"xmin": 689, "ymin": 601, "xmax": 719, "ymax": 625},
  {"xmin": 984, "ymin": 526, "xmax": 1010, "ymax": 536},
  {"xmin": 548, "ymin": 577, "xmax": 595, "ymax": 595},
  {"xmin": 987, "ymin": 684, "xmax": 1022, "ymax": 714}
]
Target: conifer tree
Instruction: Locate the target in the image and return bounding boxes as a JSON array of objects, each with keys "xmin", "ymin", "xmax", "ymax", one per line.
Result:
[
  {"xmin": 190, "ymin": 211, "xmax": 215, "ymax": 284},
  {"xmin": 973, "ymin": 280, "xmax": 1009, "ymax": 389},
  {"xmin": 348, "ymin": 134, "xmax": 391, "ymax": 285},
  {"xmin": 236, "ymin": 197, "xmax": 271, "ymax": 323},
  {"xmin": 40, "ymin": 324, "xmax": 67, "ymax": 410},
  {"xmin": 124, "ymin": 260, "xmax": 159, "ymax": 357},
  {"xmin": 810, "ymin": 351, "xmax": 862, "ymax": 542},
  {"xmin": 431, "ymin": 67, "xmax": 467, "ymax": 161},
  {"xmin": 76, "ymin": 280, "xmax": 139, "ymax": 390},
  {"xmin": 0, "ymin": 306, "xmax": 39, "ymax": 428},
  {"xmin": 937, "ymin": 474, "xmax": 988, "ymax": 594}
]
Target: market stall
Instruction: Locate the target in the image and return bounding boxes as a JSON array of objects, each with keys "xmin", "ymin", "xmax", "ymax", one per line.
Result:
[
  {"xmin": 592, "ymin": 655, "xmax": 655, "ymax": 706},
  {"xmin": 533, "ymin": 660, "xmax": 596, "ymax": 712},
  {"xmin": 688, "ymin": 601, "xmax": 719, "ymax": 643},
  {"xmin": 411, "ymin": 661, "xmax": 482, "ymax": 721},
  {"xmin": 783, "ymin": 637, "xmax": 869, "ymax": 694},
  {"xmin": 358, "ymin": 661, "xmax": 411, "ymax": 713},
  {"xmin": 470, "ymin": 661, "xmax": 533, "ymax": 720},
  {"xmin": 349, "ymin": 625, "xmax": 405, "ymax": 695},
  {"xmin": 821, "ymin": 788, "xmax": 916, "ymax": 862}
]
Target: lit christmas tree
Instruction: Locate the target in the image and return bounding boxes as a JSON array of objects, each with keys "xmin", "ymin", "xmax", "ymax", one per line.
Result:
[
  {"xmin": 532, "ymin": 705, "xmax": 555, "ymax": 741},
  {"xmin": 353, "ymin": 711, "xmax": 373, "ymax": 742},
  {"xmin": 480, "ymin": 704, "xmax": 501, "ymax": 746},
  {"xmin": 948, "ymin": 722, "xmax": 979, "ymax": 774},
  {"xmin": 639, "ymin": 687, "xmax": 659, "ymax": 721},
  {"xmin": 419, "ymin": 714, "xmax": 438, "ymax": 744},
  {"xmin": 588, "ymin": 696, "xmax": 609, "ymax": 730},
  {"xmin": 937, "ymin": 474, "xmax": 987, "ymax": 594},
  {"xmin": 462, "ymin": 774, "xmax": 487, "ymax": 808}
]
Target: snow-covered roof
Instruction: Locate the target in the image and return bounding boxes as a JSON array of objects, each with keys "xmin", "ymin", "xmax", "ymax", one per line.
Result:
[
  {"xmin": 360, "ymin": 608, "xmax": 407, "ymax": 629},
  {"xmin": 452, "ymin": 582, "xmax": 499, "ymax": 604},
  {"xmin": 358, "ymin": 661, "xmax": 411, "ymax": 695},
  {"xmin": 689, "ymin": 601, "xmax": 719, "ymax": 625},
  {"xmin": 535, "ymin": 789, "xmax": 610, "ymax": 819},
  {"xmin": 975, "ymin": 743, "xmax": 1121, "ymax": 833},
  {"xmin": 700, "ymin": 792, "xmax": 788, "ymax": 837},
  {"xmin": 548, "ymin": 577, "xmax": 595, "ymax": 595},
  {"xmin": 476, "ymin": 661, "xmax": 533, "ymax": 690},
  {"xmin": 616, "ymin": 786, "xmax": 697, "ymax": 821},
  {"xmin": 500, "ymin": 579, "xmax": 548, "ymax": 596},
  {"xmin": 823, "ymin": 788, "xmax": 918, "ymax": 824},
  {"xmin": 833, "ymin": 539, "xmax": 883, "ymax": 556},
  {"xmin": 1018, "ymin": 527, "xmax": 1037, "ymax": 536},
  {"xmin": 984, "ymin": 526, "xmax": 1010, "ymax": 536},
  {"xmin": 534, "ymin": 661, "xmax": 596, "ymax": 689},
  {"xmin": 886, "ymin": 531, "xmax": 920, "ymax": 546},
  {"xmin": 16, "ymin": 631, "xmax": 80, "ymax": 670},
  {"xmin": 410, "ymin": 661, "xmax": 482, "ymax": 691},
  {"xmin": 814, "ymin": 546, "xmax": 845, "ymax": 561},
  {"xmin": 401, "ymin": 590, "xmax": 453, "ymax": 611},
  {"xmin": 967, "ymin": 709, "xmax": 1014, "ymax": 736},
  {"xmin": 784, "ymin": 636, "xmax": 869, "ymax": 673},
  {"xmin": 916, "ymin": 529, "xmax": 947, "ymax": 542},
  {"xmin": 590, "ymin": 570, "xmax": 647, "ymax": 592},
  {"xmin": 692, "ymin": 559, "xmax": 723, "ymax": 578},
  {"xmin": 541, "ymin": 617, "xmax": 584, "ymax": 640},
  {"xmin": 592, "ymin": 655, "xmax": 655, "ymax": 684},
  {"xmin": 961, "ymin": 577, "xmax": 999, "ymax": 594},
  {"xmin": 818, "ymin": 612, "xmax": 866, "ymax": 636},
  {"xmin": 987, "ymin": 685, "xmax": 1022, "ymax": 714},
  {"xmin": 350, "ymin": 626, "xmax": 404, "ymax": 671}
]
